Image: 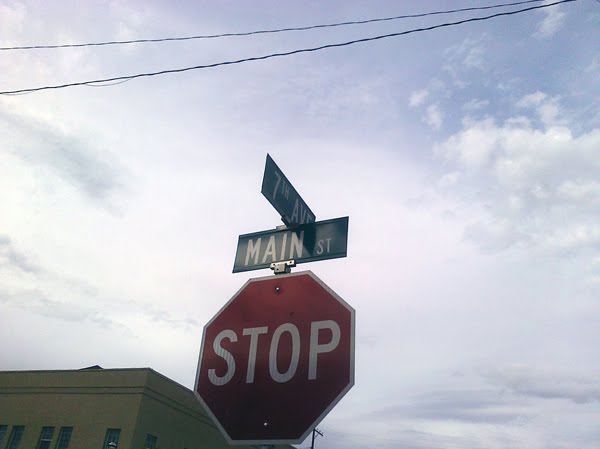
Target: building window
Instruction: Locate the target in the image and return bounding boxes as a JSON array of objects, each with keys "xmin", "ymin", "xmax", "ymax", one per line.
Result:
[
  {"xmin": 0, "ymin": 425, "xmax": 8, "ymax": 446},
  {"xmin": 37, "ymin": 427, "xmax": 55, "ymax": 449},
  {"xmin": 6, "ymin": 426, "xmax": 25, "ymax": 449},
  {"xmin": 55, "ymin": 427, "xmax": 73, "ymax": 449},
  {"xmin": 102, "ymin": 429, "xmax": 121, "ymax": 449},
  {"xmin": 145, "ymin": 434, "xmax": 157, "ymax": 449}
]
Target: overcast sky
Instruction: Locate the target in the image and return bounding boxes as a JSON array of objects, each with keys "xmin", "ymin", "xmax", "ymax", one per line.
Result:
[{"xmin": 1, "ymin": 1, "xmax": 600, "ymax": 448}]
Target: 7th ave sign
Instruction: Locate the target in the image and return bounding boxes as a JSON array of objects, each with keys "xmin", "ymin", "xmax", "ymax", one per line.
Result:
[
  {"xmin": 261, "ymin": 154, "xmax": 315, "ymax": 226},
  {"xmin": 194, "ymin": 271, "xmax": 355, "ymax": 445}
]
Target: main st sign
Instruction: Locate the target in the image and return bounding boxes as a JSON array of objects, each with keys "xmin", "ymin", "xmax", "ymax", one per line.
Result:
[
  {"xmin": 233, "ymin": 216, "xmax": 349, "ymax": 273},
  {"xmin": 194, "ymin": 271, "xmax": 355, "ymax": 445}
]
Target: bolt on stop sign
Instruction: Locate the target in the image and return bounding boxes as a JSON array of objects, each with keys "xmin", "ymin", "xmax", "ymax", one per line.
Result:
[{"xmin": 194, "ymin": 271, "xmax": 355, "ymax": 445}]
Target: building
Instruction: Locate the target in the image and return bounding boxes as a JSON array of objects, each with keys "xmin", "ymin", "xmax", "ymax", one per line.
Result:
[{"xmin": 0, "ymin": 367, "xmax": 293, "ymax": 449}]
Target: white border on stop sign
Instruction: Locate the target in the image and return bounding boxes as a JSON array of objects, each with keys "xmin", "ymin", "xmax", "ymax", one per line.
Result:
[{"xmin": 193, "ymin": 269, "xmax": 356, "ymax": 446}]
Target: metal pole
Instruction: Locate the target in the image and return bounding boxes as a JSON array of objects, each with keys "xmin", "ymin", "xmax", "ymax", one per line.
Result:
[{"xmin": 310, "ymin": 428, "xmax": 323, "ymax": 449}]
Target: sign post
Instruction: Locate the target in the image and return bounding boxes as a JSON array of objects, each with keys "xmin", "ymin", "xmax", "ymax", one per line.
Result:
[{"xmin": 194, "ymin": 154, "xmax": 353, "ymax": 446}]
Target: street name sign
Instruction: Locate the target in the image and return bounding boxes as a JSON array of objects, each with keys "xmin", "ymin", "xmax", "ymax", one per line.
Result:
[
  {"xmin": 261, "ymin": 154, "xmax": 316, "ymax": 226},
  {"xmin": 194, "ymin": 271, "xmax": 355, "ymax": 445},
  {"xmin": 232, "ymin": 216, "xmax": 348, "ymax": 273}
]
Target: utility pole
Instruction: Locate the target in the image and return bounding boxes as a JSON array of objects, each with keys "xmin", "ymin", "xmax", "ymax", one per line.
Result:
[{"xmin": 310, "ymin": 428, "xmax": 323, "ymax": 449}]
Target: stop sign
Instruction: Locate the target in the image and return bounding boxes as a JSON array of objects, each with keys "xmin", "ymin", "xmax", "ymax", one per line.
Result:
[{"xmin": 194, "ymin": 270, "xmax": 355, "ymax": 445}]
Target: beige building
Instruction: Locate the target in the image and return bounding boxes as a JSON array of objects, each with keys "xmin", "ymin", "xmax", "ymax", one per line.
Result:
[{"xmin": 0, "ymin": 367, "xmax": 292, "ymax": 449}]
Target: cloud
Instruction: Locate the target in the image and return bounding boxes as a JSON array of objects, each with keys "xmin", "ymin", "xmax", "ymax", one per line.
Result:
[
  {"xmin": 516, "ymin": 91, "xmax": 547, "ymax": 108},
  {"xmin": 0, "ymin": 228, "xmax": 198, "ymax": 337},
  {"xmin": 409, "ymin": 89, "xmax": 429, "ymax": 108},
  {"xmin": 542, "ymin": 224, "xmax": 600, "ymax": 252},
  {"xmin": 368, "ymin": 388, "xmax": 528, "ymax": 425},
  {"xmin": 438, "ymin": 118, "xmax": 498, "ymax": 170},
  {"xmin": 437, "ymin": 171, "xmax": 460, "ymax": 189},
  {"xmin": 441, "ymin": 35, "xmax": 487, "ymax": 88},
  {"xmin": 444, "ymin": 36, "xmax": 487, "ymax": 71},
  {"xmin": 463, "ymin": 98, "xmax": 489, "ymax": 111},
  {"xmin": 534, "ymin": 2, "xmax": 566, "ymax": 39},
  {"xmin": 0, "ymin": 287, "xmax": 113, "ymax": 327},
  {"xmin": 424, "ymin": 104, "xmax": 443, "ymax": 130},
  {"xmin": 557, "ymin": 180, "xmax": 600, "ymax": 200},
  {"xmin": 485, "ymin": 365, "xmax": 600, "ymax": 404},
  {"xmin": 0, "ymin": 102, "xmax": 125, "ymax": 202},
  {"xmin": 0, "ymin": 279, "xmax": 199, "ymax": 338},
  {"xmin": 409, "ymin": 88, "xmax": 445, "ymax": 131},
  {"xmin": 140, "ymin": 303, "xmax": 200, "ymax": 330},
  {"xmin": 0, "ymin": 2, "xmax": 26, "ymax": 43},
  {"xmin": 0, "ymin": 235, "xmax": 40, "ymax": 274},
  {"xmin": 516, "ymin": 91, "xmax": 562, "ymax": 127},
  {"xmin": 586, "ymin": 56, "xmax": 600, "ymax": 74},
  {"xmin": 436, "ymin": 93, "xmax": 600, "ymax": 255},
  {"xmin": 464, "ymin": 219, "xmax": 527, "ymax": 252},
  {"xmin": 324, "ymin": 427, "xmax": 474, "ymax": 449}
]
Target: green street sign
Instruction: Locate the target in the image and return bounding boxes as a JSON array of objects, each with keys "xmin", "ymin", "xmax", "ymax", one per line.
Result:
[
  {"xmin": 233, "ymin": 217, "xmax": 349, "ymax": 273},
  {"xmin": 261, "ymin": 154, "xmax": 316, "ymax": 226}
]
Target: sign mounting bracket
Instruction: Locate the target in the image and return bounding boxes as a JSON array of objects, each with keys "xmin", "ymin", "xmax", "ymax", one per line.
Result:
[{"xmin": 270, "ymin": 260, "xmax": 296, "ymax": 274}]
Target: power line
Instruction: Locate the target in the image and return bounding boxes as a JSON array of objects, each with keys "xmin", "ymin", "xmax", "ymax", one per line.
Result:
[
  {"xmin": 0, "ymin": 0, "xmax": 548, "ymax": 51},
  {"xmin": 83, "ymin": 79, "xmax": 133, "ymax": 88},
  {"xmin": 0, "ymin": 0, "xmax": 576, "ymax": 96}
]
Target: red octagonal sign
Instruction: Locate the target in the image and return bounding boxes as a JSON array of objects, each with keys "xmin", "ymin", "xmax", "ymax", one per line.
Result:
[{"xmin": 194, "ymin": 271, "xmax": 355, "ymax": 445}]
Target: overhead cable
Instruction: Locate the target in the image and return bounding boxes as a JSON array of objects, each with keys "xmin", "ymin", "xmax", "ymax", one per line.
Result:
[
  {"xmin": 1, "ymin": 0, "xmax": 548, "ymax": 51},
  {"xmin": 0, "ymin": 0, "xmax": 576, "ymax": 96}
]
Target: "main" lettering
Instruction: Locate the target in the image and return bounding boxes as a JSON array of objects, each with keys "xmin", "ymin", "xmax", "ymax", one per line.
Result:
[{"xmin": 244, "ymin": 231, "xmax": 304, "ymax": 266}]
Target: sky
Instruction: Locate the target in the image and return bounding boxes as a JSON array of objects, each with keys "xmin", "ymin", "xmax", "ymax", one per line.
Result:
[{"xmin": 1, "ymin": 0, "xmax": 600, "ymax": 448}]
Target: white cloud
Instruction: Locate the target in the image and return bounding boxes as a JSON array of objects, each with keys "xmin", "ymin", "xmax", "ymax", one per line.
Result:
[
  {"xmin": 441, "ymin": 35, "xmax": 487, "ymax": 88},
  {"xmin": 496, "ymin": 80, "xmax": 520, "ymax": 93},
  {"xmin": 409, "ymin": 89, "xmax": 429, "ymax": 107},
  {"xmin": 438, "ymin": 118, "xmax": 498, "ymax": 170},
  {"xmin": 557, "ymin": 180, "xmax": 600, "ymax": 200},
  {"xmin": 462, "ymin": 98, "xmax": 489, "ymax": 111},
  {"xmin": 437, "ymin": 93, "xmax": 600, "ymax": 254},
  {"xmin": 486, "ymin": 365, "xmax": 600, "ymax": 404},
  {"xmin": 437, "ymin": 172, "xmax": 460, "ymax": 189},
  {"xmin": 534, "ymin": 3, "xmax": 566, "ymax": 39},
  {"xmin": 425, "ymin": 104, "xmax": 443, "ymax": 130},
  {"xmin": 0, "ymin": 235, "xmax": 40, "ymax": 274},
  {"xmin": 445, "ymin": 35, "xmax": 487, "ymax": 71},
  {"xmin": 537, "ymin": 100, "xmax": 562, "ymax": 126},
  {"xmin": 0, "ymin": 288, "xmax": 113, "ymax": 327},
  {"xmin": 516, "ymin": 91, "xmax": 547, "ymax": 108},
  {"xmin": 504, "ymin": 116, "xmax": 532, "ymax": 127},
  {"xmin": 464, "ymin": 219, "xmax": 525, "ymax": 252},
  {"xmin": 109, "ymin": 0, "xmax": 151, "ymax": 38},
  {"xmin": 0, "ymin": 102, "xmax": 125, "ymax": 203},
  {"xmin": 543, "ymin": 224, "xmax": 600, "ymax": 252},
  {"xmin": 517, "ymin": 92, "xmax": 563, "ymax": 127},
  {"xmin": 368, "ymin": 387, "xmax": 528, "ymax": 424},
  {"xmin": 0, "ymin": 2, "xmax": 26, "ymax": 44},
  {"xmin": 585, "ymin": 55, "xmax": 600, "ymax": 73}
]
